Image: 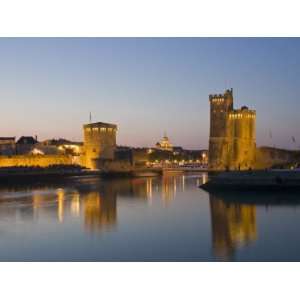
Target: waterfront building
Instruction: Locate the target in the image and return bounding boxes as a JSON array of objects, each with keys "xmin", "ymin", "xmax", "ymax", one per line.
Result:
[
  {"xmin": 41, "ymin": 138, "xmax": 83, "ymax": 155},
  {"xmin": 30, "ymin": 145, "xmax": 60, "ymax": 155},
  {"xmin": 82, "ymin": 122, "xmax": 117, "ymax": 169},
  {"xmin": 209, "ymin": 89, "xmax": 256, "ymax": 170},
  {"xmin": 57, "ymin": 142, "xmax": 82, "ymax": 156},
  {"xmin": 155, "ymin": 134, "xmax": 173, "ymax": 151},
  {"xmin": 0, "ymin": 137, "xmax": 16, "ymax": 155},
  {"xmin": 16, "ymin": 136, "xmax": 38, "ymax": 154}
]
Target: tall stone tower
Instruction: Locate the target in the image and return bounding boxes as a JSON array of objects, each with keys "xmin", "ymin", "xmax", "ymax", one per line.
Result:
[
  {"xmin": 82, "ymin": 122, "xmax": 117, "ymax": 170},
  {"xmin": 209, "ymin": 89, "xmax": 256, "ymax": 170}
]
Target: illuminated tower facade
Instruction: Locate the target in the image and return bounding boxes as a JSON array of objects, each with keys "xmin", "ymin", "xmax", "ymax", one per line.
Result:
[
  {"xmin": 209, "ymin": 89, "xmax": 256, "ymax": 170},
  {"xmin": 83, "ymin": 122, "xmax": 117, "ymax": 169}
]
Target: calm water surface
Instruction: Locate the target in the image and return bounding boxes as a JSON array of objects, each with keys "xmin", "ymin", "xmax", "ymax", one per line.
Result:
[{"xmin": 0, "ymin": 173, "xmax": 300, "ymax": 261}]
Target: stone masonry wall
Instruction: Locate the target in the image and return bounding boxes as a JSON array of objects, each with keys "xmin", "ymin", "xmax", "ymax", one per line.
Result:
[
  {"xmin": 0, "ymin": 154, "xmax": 74, "ymax": 168},
  {"xmin": 255, "ymin": 147, "xmax": 300, "ymax": 169}
]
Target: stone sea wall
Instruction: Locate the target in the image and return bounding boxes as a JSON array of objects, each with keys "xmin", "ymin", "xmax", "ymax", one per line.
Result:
[
  {"xmin": 96, "ymin": 159, "xmax": 134, "ymax": 173},
  {"xmin": 0, "ymin": 154, "xmax": 75, "ymax": 168},
  {"xmin": 255, "ymin": 147, "xmax": 300, "ymax": 169}
]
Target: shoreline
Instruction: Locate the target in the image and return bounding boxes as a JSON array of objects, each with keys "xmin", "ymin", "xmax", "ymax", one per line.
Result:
[
  {"xmin": 0, "ymin": 167, "xmax": 162, "ymax": 184},
  {"xmin": 0, "ymin": 166, "xmax": 209, "ymax": 185},
  {"xmin": 200, "ymin": 169, "xmax": 300, "ymax": 191}
]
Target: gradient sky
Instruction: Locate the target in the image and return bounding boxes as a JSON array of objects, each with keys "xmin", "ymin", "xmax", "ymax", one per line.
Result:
[{"xmin": 0, "ymin": 38, "xmax": 300, "ymax": 149}]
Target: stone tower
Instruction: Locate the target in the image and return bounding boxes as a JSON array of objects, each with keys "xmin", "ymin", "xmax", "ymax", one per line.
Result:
[
  {"xmin": 209, "ymin": 89, "xmax": 256, "ymax": 170},
  {"xmin": 83, "ymin": 122, "xmax": 117, "ymax": 169}
]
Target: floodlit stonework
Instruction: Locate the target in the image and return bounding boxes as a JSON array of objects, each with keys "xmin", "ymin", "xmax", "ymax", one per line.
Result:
[
  {"xmin": 0, "ymin": 154, "xmax": 74, "ymax": 167},
  {"xmin": 0, "ymin": 121, "xmax": 118, "ymax": 170},
  {"xmin": 209, "ymin": 89, "xmax": 256, "ymax": 170},
  {"xmin": 82, "ymin": 122, "xmax": 117, "ymax": 169},
  {"xmin": 155, "ymin": 134, "xmax": 173, "ymax": 151}
]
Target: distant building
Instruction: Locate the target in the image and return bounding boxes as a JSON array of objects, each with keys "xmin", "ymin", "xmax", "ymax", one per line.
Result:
[
  {"xmin": 30, "ymin": 145, "xmax": 60, "ymax": 155},
  {"xmin": 185, "ymin": 149, "xmax": 208, "ymax": 164},
  {"xmin": 16, "ymin": 136, "xmax": 38, "ymax": 154},
  {"xmin": 40, "ymin": 138, "xmax": 83, "ymax": 155},
  {"xmin": 17, "ymin": 136, "xmax": 37, "ymax": 145},
  {"xmin": 155, "ymin": 134, "xmax": 173, "ymax": 151},
  {"xmin": 0, "ymin": 137, "xmax": 16, "ymax": 155},
  {"xmin": 57, "ymin": 143, "xmax": 82, "ymax": 156},
  {"xmin": 83, "ymin": 122, "xmax": 117, "ymax": 169},
  {"xmin": 41, "ymin": 138, "xmax": 71, "ymax": 146},
  {"xmin": 209, "ymin": 89, "xmax": 256, "ymax": 170},
  {"xmin": 172, "ymin": 146, "xmax": 183, "ymax": 155}
]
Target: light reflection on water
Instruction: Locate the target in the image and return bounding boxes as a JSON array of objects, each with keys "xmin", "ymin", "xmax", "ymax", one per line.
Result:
[{"xmin": 0, "ymin": 173, "xmax": 299, "ymax": 261}]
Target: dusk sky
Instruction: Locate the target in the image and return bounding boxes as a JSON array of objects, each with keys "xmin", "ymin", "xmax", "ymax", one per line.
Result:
[{"xmin": 1, "ymin": 38, "xmax": 299, "ymax": 149}]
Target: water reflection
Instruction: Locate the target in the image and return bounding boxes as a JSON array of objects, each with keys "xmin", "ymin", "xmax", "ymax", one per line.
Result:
[
  {"xmin": 3, "ymin": 172, "xmax": 299, "ymax": 261},
  {"xmin": 208, "ymin": 189, "xmax": 300, "ymax": 261},
  {"xmin": 161, "ymin": 176, "xmax": 177, "ymax": 204},
  {"xmin": 83, "ymin": 188, "xmax": 117, "ymax": 232},
  {"xmin": 57, "ymin": 188, "xmax": 65, "ymax": 223},
  {"xmin": 70, "ymin": 192, "xmax": 80, "ymax": 216},
  {"xmin": 0, "ymin": 175, "xmax": 186, "ymax": 233},
  {"xmin": 209, "ymin": 194, "xmax": 257, "ymax": 260}
]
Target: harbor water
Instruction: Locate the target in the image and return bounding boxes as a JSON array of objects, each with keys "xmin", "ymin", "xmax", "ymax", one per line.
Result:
[{"xmin": 0, "ymin": 173, "xmax": 299, "ymax": 261}]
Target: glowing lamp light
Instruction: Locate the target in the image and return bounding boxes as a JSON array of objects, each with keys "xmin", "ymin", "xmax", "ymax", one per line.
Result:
[{"xmin": 32, "ymin": 148, "xmax": 44, "ymax": 155}]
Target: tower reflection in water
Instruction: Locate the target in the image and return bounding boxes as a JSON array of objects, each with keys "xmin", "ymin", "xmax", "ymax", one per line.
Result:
[
  {"xmin": 0, "ymin": 174, "xmax": 205, "ymax": 236},
  {"xmin": 82, "ymin": 187, "xmax": 117, "ymax": 233},
  {"xmin": 0, "ymin": 184, "xmax": 118, "ymax": 233},
  {"xmin": 209, "ymin": 194, "xmax": 257, "ymax": 260}
]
